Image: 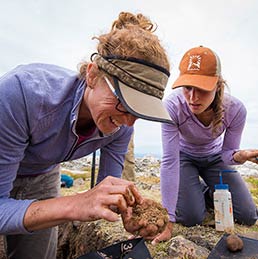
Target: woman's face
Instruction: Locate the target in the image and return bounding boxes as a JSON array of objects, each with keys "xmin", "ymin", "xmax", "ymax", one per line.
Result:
[
  {"xmin": 182, "ymin": 86, "xmax": 217, "ymax": 115},
  {"xmin": 84, "ymin": 75, "xmax": 138, "ymax": 135}
]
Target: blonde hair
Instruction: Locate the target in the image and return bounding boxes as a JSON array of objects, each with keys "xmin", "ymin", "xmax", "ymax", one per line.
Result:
[
  {"xmin": 79, "ymin": 12, "xmax": 170, "ymax": 78},
  {"xmin": 211, "ymin": 77, "xmax": 226, "ymax": 135}
]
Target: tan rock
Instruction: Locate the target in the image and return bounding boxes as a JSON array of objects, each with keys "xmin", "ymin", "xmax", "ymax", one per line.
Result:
[{"xmin": 168, "ymin": 235, "xmax": 210, "ymax": 259}]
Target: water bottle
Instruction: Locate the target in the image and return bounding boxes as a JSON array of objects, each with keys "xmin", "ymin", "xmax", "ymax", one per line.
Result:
[{"xmin": 213, "ymin": 170, "xmax": 235, "ymax": 232}]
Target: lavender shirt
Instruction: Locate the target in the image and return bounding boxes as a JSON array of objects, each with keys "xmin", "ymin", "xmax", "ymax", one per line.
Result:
[
  {"xmin": 161, "ymin": 89, "xmax": 246, "ymax": 222},
  {"xmin": 0, "ymin": 63, "xmax": 132, "ymax": 234}
]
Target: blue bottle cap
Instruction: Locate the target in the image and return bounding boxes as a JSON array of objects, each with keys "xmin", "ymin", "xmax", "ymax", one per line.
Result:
[
  {"xmin": 221, "ymin": 169, "xmax": 237, "ymax": 173},
  {"xmin": 215, "ymin": 184, "xmax": 229, "ymax": 190}
]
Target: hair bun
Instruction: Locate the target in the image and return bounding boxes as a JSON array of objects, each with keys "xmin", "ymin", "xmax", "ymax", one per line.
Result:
[{"xmin": 112, "ymin": 12, "xmax": 156, "ymax": 32}]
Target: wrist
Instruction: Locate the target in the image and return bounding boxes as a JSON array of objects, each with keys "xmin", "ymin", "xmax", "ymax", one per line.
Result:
[
  {"xmin": 233, "ymin": 150, "xmax": 245, "ymax": 164},
  {"xmin": 167, "ymin": 221, "xmax": 173, "ymax": 230}
]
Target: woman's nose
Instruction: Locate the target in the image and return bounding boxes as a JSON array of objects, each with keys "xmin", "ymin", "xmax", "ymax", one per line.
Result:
[{"xmin": 189, "ymin": 88, "xmax": 198, "ymax": 101}]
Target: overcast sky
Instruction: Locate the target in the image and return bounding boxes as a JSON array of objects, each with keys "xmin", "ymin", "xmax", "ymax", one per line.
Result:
[{"xmin": 1, "ymin": 0, "xmax": 258, "ymax": 156}]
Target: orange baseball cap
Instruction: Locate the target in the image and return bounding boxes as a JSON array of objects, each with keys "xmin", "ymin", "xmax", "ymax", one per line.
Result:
[{"xmin": 172, "ymin": 46, "xmax": 221, "ymax": 91}]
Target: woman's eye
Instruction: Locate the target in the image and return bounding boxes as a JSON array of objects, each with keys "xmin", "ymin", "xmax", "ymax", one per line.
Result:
[{"xmin": 184, "ymin": 86, "xmax": 192, "ymax": 91}]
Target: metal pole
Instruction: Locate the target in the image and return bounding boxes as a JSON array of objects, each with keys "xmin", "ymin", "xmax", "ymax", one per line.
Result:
[{"xmin": 90, "ymin": 151, "xmax": 96, "ymax": 188}]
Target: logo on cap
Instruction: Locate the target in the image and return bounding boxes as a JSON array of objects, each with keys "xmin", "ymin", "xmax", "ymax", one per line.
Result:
[{"xmin": 187, "ymin": 55, "xmax": 201, "ymax": 71}]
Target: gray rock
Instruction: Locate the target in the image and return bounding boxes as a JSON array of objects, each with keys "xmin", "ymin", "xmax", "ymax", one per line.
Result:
[{"xmin": 168, "ymin": 235, "xmax": 210, "ymax": 259}]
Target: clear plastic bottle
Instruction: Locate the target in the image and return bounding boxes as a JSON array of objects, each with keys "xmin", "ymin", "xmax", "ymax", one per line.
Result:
[{"xmin": 213, "ymin": 183, "xmax": 234, "ymax": 232}]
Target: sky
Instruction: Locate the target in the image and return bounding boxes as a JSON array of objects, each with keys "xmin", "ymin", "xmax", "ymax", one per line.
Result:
[{"xmin": 1, "ymin": 0, "xmax": 258, "ymax": 157}]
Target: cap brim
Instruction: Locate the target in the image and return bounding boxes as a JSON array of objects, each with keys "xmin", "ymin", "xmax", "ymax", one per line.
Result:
[
  {"xmin": 114, "ymin": 78, "xmax": 172, "ymax": 124},
  {"xmin": 172, "ymin": 74, "xmax": 219, "ymax": 91}
]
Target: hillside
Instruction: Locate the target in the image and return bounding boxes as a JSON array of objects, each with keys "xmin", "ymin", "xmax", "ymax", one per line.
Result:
[
  {"xmin": 57, "ymin": 156, "xmax": 258, "ymax": 259},
  {"xmin": 1, "ymin": 156, "xmax": 258, "ymax": 259}
]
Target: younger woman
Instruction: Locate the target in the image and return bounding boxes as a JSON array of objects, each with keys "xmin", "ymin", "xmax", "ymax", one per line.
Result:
[{"xmin": 153, "ymin": 46, "xmax": 258, "ymax": 244}]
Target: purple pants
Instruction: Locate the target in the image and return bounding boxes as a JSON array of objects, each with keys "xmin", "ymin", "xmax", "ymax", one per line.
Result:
[{"xmin": 176, "ymin": 152, "xmax": 257, "ymax": 227}]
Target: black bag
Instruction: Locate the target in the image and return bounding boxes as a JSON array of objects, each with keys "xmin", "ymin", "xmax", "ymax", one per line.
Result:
[
  {"xmin": 76, "ymin": 237, "xmax": 152, "ymax": 259},
  {"xmin": 207, "ymin": 234, "xmax": 258, "ymax": 259}
]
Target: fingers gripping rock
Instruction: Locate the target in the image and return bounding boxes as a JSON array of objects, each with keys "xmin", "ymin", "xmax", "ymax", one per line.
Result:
[{"xmin": 130, "ymin": 199, "xmax": 169, "ymax": 237}]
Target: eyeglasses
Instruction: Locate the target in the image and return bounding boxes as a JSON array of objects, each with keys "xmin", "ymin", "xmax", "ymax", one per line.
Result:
[{"xmin": 104, "ymin": 76, "xmax": 130, "ymax": 114}]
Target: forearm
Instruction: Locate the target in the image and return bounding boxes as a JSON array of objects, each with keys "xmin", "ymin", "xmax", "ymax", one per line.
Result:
[
  {"xmin": 233, "ymin": 150, "xmax": 246, "ymax": 164},
  {"xmin": 160, "ymin": 161, "xmax": 179, "ymax": 222},
  {"xmin": 161, "ymin": 123, "xmax": 180, "ymax": 222},
  {"xmin": 24, "ymin": 176, "xmax": 143, "ymax": 232},
  {"xmin": 23, "ymin": 195, "xmax": 76, "ymax": 231}
]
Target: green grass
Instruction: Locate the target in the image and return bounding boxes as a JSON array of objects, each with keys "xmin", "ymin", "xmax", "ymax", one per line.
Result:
[{"xmin": 245, "ymin": 176, "xmax": 258, "ymax": 205}]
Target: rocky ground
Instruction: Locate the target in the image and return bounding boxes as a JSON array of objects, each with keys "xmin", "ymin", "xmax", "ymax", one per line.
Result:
[{"xmin": 1, "ymin": 156, "xmax": 258, "ymax": 259}]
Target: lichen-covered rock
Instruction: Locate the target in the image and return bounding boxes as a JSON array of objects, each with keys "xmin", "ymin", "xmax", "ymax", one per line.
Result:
[{"xmin": 168, "ymin": 235, "xmax": 210, "ymax": 259}]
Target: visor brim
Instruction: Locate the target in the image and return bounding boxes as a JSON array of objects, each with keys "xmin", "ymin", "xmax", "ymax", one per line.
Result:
[{"xmin": 114, "ymin": 78, "xmax": 172, "ymax": 124}]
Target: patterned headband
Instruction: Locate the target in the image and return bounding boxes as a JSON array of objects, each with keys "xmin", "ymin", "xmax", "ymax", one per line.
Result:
[{"xmin": 92, "ymin": 54, "xmax": 169, "ymax": 99}]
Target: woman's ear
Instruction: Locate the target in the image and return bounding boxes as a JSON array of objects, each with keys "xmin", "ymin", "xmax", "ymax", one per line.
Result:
[
  {"xmin": 86, "ymin": 63, "xmax": 99, "ymax": 88},
  {"xmin": 216, "ymin": 85, "xmax": 221, "ymax": 92}
]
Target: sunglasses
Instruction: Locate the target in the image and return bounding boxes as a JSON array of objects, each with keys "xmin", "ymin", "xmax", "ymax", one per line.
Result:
[{"xmin": 104, "ymin": 76, "xmax": 130, "ymax": 114}]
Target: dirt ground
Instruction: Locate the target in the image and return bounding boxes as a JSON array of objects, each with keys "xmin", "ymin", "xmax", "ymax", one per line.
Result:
[
  {"xmin": 1, "ymin": 161, "xmax": 258, "ymax": 259},
  {"xmin": 0, "ymin": 236, "xmax": 5, "ymax": 259},
  {"xmin": 0, "ymin": 222, "xmax": 251, "ymax": 259}
]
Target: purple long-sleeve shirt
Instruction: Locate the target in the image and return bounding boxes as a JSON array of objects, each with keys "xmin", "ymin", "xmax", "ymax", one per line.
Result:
[
  {"xmin": 0, "ymin": 63, "xmax": 133, "ymax": 234},
  {"xmin": 161, "ymin": 89, "xmax": 246, "ymax": 222}
]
